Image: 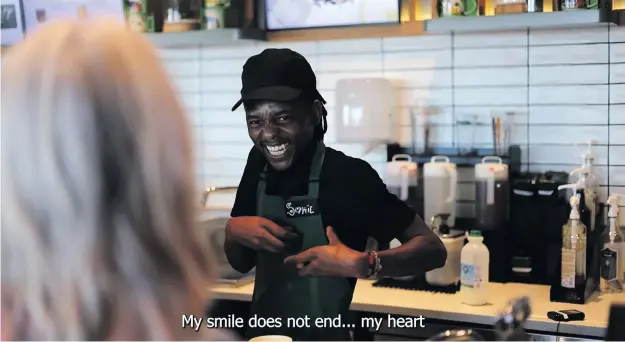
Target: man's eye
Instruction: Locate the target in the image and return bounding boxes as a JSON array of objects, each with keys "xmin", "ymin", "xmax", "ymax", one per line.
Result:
[
  {"xmin": 277, "ymin": 116, "xmax": 290, "ymax": 122},
  {"xmin": 248, "ymin": 120, "xmax": 261, "ymax": 125}
]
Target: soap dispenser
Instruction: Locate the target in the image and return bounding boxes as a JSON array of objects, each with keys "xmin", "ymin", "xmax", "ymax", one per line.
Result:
[
  {"xmin": 426, "ymin": 213, "xmax": 464, "ymax": 286},
  {"xmin": 601, "ymin": 193, "xmax": 625, "ymax": 292}
]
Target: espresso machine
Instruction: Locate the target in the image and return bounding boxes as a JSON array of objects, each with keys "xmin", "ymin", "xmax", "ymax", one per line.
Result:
[{"xmin": 507, "ymin": 172, "xmax": 569, "ymax": 285}]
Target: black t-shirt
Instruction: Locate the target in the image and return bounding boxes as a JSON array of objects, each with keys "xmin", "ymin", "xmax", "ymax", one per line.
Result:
[{"xmin": 230, "ymin": 142, "xmax": 416, "ymax": 251}]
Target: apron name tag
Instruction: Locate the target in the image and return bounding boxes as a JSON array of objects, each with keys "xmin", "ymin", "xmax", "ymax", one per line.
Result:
[{"xmin": 285, "ymin": 199, "xmax": 318, "ymax": 218}]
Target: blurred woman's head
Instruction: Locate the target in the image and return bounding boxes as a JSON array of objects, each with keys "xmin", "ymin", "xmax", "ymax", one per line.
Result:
[{"xmin": 1, "ymin": 19, "xmax": 213, "ymax": 340}]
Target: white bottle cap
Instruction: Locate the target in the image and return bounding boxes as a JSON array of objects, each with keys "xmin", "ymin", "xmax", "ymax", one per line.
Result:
[{"xmin": 607, "ymin": 194, "xmax": 625, "ymax": 218}]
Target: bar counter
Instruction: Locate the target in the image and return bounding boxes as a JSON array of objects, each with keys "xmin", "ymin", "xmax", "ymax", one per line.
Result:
[{"xmin": 209, "ymin": 279, "xmax": 625, "ymax": 339}]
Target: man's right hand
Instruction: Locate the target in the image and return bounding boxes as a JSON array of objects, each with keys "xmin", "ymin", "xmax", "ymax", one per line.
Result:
[{"xmin": 226, "ymin": 216, "xmax": 298, "ymax": 253}]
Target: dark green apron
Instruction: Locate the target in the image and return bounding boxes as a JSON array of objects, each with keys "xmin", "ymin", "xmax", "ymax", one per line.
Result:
[{"xmin": 247, "ymin": 142, "xmax": 354, "ymax": 341}]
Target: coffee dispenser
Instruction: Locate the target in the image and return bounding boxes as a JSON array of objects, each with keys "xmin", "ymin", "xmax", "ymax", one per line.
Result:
[
  {"xmin": 385, "ymin": 154, "xmax": 419, "ymax": 210},
  {"xmin": 423, "ymin": 156, "xmax": 457, "ymax": 228},
  {"xmin": 508, "ymin": 172, "xmax": 569, "ymax": 284},
  {"xmin": 474, "ymin": 156, "xmax": 509, "ymax": 231}
]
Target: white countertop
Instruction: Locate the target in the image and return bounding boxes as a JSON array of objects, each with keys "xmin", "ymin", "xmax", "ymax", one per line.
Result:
[{"xmin": 210, "ymin": 279, "xmax": 625, "ymax": 338}]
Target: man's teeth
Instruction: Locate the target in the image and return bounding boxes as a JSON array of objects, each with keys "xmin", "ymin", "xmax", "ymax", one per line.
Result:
[{"xmin": 266, "ymin": 143, "xmax": 289, "ymax": 157}]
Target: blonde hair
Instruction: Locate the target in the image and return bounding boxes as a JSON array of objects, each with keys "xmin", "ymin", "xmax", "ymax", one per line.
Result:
[{"xmin": 1, "ymin": 19, "xmax": 214, "ymax": 340}]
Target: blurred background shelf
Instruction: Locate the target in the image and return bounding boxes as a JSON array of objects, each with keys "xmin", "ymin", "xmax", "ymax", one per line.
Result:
[
  {"xmin": 266, "ymin": 21, "xmax": 424, "ymax": 42},
  {"xmin": 146, "ymin": 28, "xmax": 266, "ymax": 47},
  {"xmin": 425, "ymin": 9, "xmax": 625, "ymax": 33}
]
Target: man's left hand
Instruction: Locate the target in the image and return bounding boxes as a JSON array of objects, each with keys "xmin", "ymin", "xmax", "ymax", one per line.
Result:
[{"xmin": 284, "ymin": 226, "xmax": 367, "ymax": 278}]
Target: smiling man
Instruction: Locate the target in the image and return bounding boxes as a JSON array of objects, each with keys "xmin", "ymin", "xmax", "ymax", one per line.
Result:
[{"xmin": 224, "ymin": 48, "xmax": 447, "ymax": 341}]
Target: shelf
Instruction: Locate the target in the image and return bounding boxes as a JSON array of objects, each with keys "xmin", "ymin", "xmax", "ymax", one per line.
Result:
[
  {"xmin": 266, "ymin": 21, "xmax": 424, "ymax": 42},
  {"xmin": 386, "ymin": 143, "xmax": 523, "ymax": 172},
  {"xmin": 145, "ymin": 28, "xmax": 266, "ymax": 47},
  {"xmin": 425, "ymin": 9, "xmax": 624, "ymax": 33}
]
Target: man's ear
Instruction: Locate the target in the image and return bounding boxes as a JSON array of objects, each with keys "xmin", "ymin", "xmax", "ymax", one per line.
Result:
[{"xmin": 312, "ymin": 100, "xmax": 323, "ymax": 125}]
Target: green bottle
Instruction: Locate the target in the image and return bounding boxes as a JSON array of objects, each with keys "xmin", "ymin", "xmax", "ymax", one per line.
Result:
[{"xmin": 464, "ymin": 0, "xmax": 479, "ymax": 16}]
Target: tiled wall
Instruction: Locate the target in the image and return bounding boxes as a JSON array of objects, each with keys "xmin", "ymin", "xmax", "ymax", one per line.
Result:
[{"xmin": 160, "ymin": 25, "xmax": 625, "ymax": 216}]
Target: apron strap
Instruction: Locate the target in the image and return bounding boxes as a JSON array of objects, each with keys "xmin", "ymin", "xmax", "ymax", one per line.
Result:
[
  {"xmin": 306, "ymin": 141, "xmax": 325, "ymax": 197},
  {"xmin": 256, "ymin": 177, "xmax": 266, "ymax": 215}
]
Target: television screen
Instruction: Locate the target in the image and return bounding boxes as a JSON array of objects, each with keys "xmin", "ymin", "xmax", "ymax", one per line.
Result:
[
  {"xmin": 266, "ymin": 0, "xmax": 400, "ymax": 31},
  {"xmin": 1, "ymin": 0, "xmax": 25, "ymax": 46},
  {"xmin": 21, "ymin": 0, "xmax": 124, "ymax": 35}
]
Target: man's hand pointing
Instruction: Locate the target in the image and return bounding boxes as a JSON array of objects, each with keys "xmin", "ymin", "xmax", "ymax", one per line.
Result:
[{"xmin": 284, "ymin": 226, "xmax": 368, "ymax": 278}]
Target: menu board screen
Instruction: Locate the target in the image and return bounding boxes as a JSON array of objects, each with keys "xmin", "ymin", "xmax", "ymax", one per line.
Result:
[
  {"xmin": 1, "ymin": 0, "xmax": 25, "ymax": 46},
  {"xmin": 21, "ymin": 0, "xmax": 124, "ymax": 35},
  {"xmin": 266, "ymin": 0, "xmax": 400, "ymax": 31}
]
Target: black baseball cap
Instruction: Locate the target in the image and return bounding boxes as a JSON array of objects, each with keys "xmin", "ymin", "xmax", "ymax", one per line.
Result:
[{"xmin": 231, "ymin": 48, "xmax": 326, "ymax": 111}]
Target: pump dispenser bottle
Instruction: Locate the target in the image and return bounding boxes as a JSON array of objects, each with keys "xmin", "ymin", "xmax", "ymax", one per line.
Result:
[
  {"xmin": 558, "ymin": 182, "xmax": 592, "ymax": 235},
  {"xmin": 570, "ymin": 141, "xmax": 598, "ymax": 229},
  {"xmin": 568, "ymin": 167, "xmax": 597, "ymax": 232},
  {"xmin": 601, "ymin": 194, "xmax": 625, "ymax": 292},
  {"xmin": 560, "ymin": 193, "xmax": 587, "ymax": 290},
  {"xmin": 575, "ymin": 140, "xmax": 597, "ymax": 188}
]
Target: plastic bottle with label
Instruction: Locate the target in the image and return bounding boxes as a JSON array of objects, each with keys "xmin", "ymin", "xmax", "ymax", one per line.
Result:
[
  {"xmin": 460, "ymin": 230, "xmax": 490, "ymax": 306},
  {"xmin": 601, "ymin": 193, "xmax": 625, "ymax": 293},
  {"xmin": 560, "ymin": 192, "xmax": 587, "ymax": 290}
]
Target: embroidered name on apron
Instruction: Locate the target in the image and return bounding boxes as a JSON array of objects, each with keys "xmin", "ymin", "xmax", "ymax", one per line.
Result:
[{"xmin": 285, "ymin": 199, "xmax": 318, "ymax": 218}]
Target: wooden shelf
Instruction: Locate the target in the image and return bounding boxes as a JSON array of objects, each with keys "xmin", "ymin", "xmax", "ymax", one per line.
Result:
[{"xmin": 266, "ymin": 21, "xmax": 424, "ymax": 42}]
